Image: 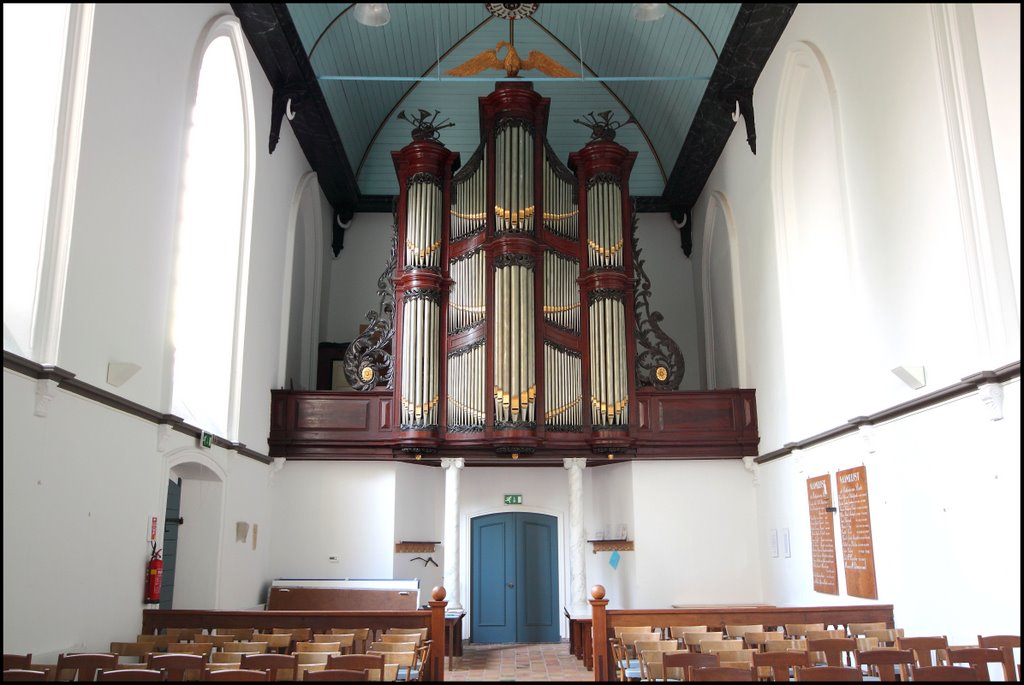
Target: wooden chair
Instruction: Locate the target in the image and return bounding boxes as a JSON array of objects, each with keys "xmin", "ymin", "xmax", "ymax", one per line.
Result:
[
  {"xmin": 223, "ymin": 643, "xmax": 269, "ymax": 655},
  {"xmin": 977, "ymin": 635, "xmax": 1020, "ymax": 682},
  {"xmin": 212, "ymin": 630, "xmax": 256, "ymax": 642},
  {"xmin": 97, "ymin": 668, "xmax": 166, "ymax": 681},
  {"xmin": 700, "ymin": 640, "xmax": 744, "ymax": 658},
  {"xmin": 753, "ymin": 650, "xmax": 809, "ymax": 682},
  {"xmin": 110, "ymin": 642, "xmax": 154, "ymax": 664},
  {"xmin": 1, "ymin": 670, "xmax": 48, "ymax": 682},
  {"xmin": 662, "ymin": 652, "xmax": 718, "ymax": 681},
  {"xmin": 4, "ymin": 654, "xmax": 33, "ymax": 670},
  {"xmin": 806, "ymin": 629, "xmax": 848, "ymax": 641},
  {"xmin": 668, "ymin": 626, "xmax": 707, "ymax": 640},
  {"xmin": 896, "ymin": 636, "xmax": 950, "ymax": 671},
  {"xmin": 863, "ymin": 628, "xmax": 904, "ymax": 648},
  {"xmin": 912, "ymin": 665, "xmax": 978, "ymax": 681},
  {"xmin": 366, "ymin": 643, "xmax": 415, "ymax": 655},
  {"xmin": 806, "ymin": 638, "xmax": 857, "ymax": 668},
  {"xmin": 251, "ymin": 634, "xmax": 293, "ymax": 655},
  {"xmin": 716, "ymin": 649, "xmax": 756, "ymax": 669},
  {"xmin": 302, "ymin": 670, "xmax": 369, "ymax": 682},
  {"xmin": 610, "ymin": 638, "xmax": 640, "ymax": 682},
  {"xmin": 165, "ymin": 643, "xmax": 214, "ymax": 658},
  {"xmin": 239, "ymin": 653, "xmax": 298, "ymax": 681},
  {"xmin": 847, "ymin": 623, "xmax": 887, "ymax": 637},
  {"xmin": 743, "ymin": 631, "xmax": 784, "ymax": 652},
  {"xmin": 193, "ymin": 636, "xmax": 237, "ymax": 651},
  {"xmin": 949, "ymin": 647, "xmax": 1005, "ymax": 682},
  {"xmin": 854, "ymin": 648, "xmax": 914, "ymax": 682},
  {"xmin": 147, "ymin": 653, "xmax": 208, "ymax": 681},
  {"xmin": 407, "ymin": 640, "xmax": 431, "ymax": 682},
  {"xmin": 764, "ymin": 638, "xmax": 808, "ymax": 654},
  {"xmin": 795, "ymin": 665, "xmax": 863, "ymax": 681},
  {"xmin": 332, "ymin": 629, "xmax": 371, "ymax": 655},
  {"xmin": 377, "ymin": 635, "xmax": 418, "ymax": 647},
  {"xmin": 384, "ymin": 628, "xmax": 428, "ymax": 642},
  {"xmin": 165, "ymin": 629, "xmax": 201, "ymax": 644},
  {"xmin": 138, "ymin": 635, "xmax": 173, "ymax": 652},
  {"xmin": 638, "ymin": 649, "xmax": 685, "ymax": 681},
  {"xmin": 615, "ymin": 626, "xmax": 654, "ymax": 638},
  {"xmin": 689, "ymin": 665, "xmax": 755, "ymax": 681},
  {"xmin": 56, "ymin": 653, "xmax": 119, "ymax": 682},
  {"xmin": 682, "ymin": 632, "xmax": 724, "ymax": 653},
  {"xmin": 724, "ymin": 625, "xmax": 764, "ymax": 640},
  {"xmin": 201, "ymin": 669, "xmax": 271, "ymax": 681},
  {"xmin": 296, "ymin": 643, "xmax": 342, "ymax": 654},
  {"xmin": 785, "ymin": 624, "xmax": 825, "ymax": 639},
  {"xmin": 325, "ymin": 655, "xmax": 386, "ymax": 682},
  {"xmin": 211, "ymin": 653, "xmax": 247, "ymax": 665}
]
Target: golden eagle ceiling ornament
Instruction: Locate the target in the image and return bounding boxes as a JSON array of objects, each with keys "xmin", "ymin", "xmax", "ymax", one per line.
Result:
[{"xmin": 446, "ymin": 4, "xmax": 579, "ymax": 79}]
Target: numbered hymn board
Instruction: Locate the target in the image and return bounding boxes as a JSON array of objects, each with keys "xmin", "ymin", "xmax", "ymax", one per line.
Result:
[
  {"xmin": 806, "ymin": 474, "xmax": 839, "ymax": 595},
  {"xmin": 836, "ymin": 465, "xmax": 878, "ymax": 599}
]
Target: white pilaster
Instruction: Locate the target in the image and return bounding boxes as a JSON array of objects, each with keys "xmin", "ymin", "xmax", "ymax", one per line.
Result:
[
  {"xmin": 564, "ymin": 457, "xmax": 588, "ymax": 615},
  {"xmin": 441, "ymin": 457, "xmax": 465, "ymax": 610}
]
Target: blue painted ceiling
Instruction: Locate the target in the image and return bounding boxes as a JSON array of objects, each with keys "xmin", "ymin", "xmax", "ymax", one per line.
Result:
[{"xmin": 285, "ymin": 3, "xmax": 740, "ymax": 198}]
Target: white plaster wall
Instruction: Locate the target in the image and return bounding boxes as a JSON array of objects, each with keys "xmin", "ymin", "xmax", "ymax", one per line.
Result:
[
  {"xmin": 586, "ymin": 462, "xmax": 638, "ymax": 609},
  {"xmin": 631, "ymin": 461, "xmax": 762, "ymax": 608},
  {"xmin": 757, "ymin": 380, "xmax": 1020, "ymax": 644},
  {"xmin": 325, "ymin": 212, "xmax": 396, "ymax": 344},
  {"xmin": 393, "ymin": 463, "xmax": 445, "ymax": 597},
  {"xmin": 269, "ymin": 462, "xmax": 397, "ymax": 579}
]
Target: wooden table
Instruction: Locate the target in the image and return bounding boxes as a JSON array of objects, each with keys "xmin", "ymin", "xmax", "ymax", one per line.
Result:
[{"xmin": 445, "ymin": 611, "xmax": 466, "ymax": 670}]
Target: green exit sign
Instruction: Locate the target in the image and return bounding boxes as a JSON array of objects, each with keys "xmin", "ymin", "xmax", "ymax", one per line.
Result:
[{"xmin": 504, "ymin": 494, "xmax": 523, "ymax": 505}]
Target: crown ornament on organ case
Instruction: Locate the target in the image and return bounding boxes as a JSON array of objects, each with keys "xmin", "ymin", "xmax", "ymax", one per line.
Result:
[
  {"xmin": 397, "ymin": 109, "xmax": 455, "ymax": 142},
  {"xmin": 574, "ymin": 111, "xmax": 638, "ymax": 142}
]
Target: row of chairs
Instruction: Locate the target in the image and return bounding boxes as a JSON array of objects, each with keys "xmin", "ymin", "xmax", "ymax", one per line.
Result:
[{"xmin": 610, "ymin": 629, "xmax": 1020, "ymax": 682}]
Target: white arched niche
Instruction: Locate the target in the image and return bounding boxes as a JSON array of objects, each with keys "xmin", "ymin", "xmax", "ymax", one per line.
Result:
[
  {"xmin": 278, "ymin": 171, "xmax": 324, "ymax": 390},
  {"xmin": 771, "ymin": 40, "xmax": 857, "ymax": 438},
  {"xmin": 701, "ymin": 191, "xmax": 746, "ymax": 389}
]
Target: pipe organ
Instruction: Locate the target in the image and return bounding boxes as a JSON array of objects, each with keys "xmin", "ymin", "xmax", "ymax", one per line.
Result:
[{"xmin": 387, "ymin": 82, "xmax": 639, "ymax": 458}]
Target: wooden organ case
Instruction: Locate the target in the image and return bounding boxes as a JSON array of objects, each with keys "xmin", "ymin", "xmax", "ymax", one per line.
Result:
[{"xmin": 269, "ymin": 82, "xmax": 759, "ymax": 465}]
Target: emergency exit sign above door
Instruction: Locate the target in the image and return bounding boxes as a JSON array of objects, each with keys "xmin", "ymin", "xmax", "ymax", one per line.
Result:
[{"xmin": 504, "ymin": 494, "xmax": 523, "ymax": 505}]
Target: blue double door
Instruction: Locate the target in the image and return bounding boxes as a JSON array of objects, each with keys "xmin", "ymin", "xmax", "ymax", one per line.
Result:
[{"xmin": 470, "ymin": 512, "xmax": 560, "ymax": 644}]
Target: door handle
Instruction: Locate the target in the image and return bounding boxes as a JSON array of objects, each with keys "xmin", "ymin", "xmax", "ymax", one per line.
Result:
[{"xmin": 507, "ymin": 582, "xmax": 515, "ymax": 589}]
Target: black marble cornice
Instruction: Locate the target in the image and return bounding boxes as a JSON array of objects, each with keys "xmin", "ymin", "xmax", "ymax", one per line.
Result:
[
  {"xmin": 232, "ymin": 3, "xmax": 360, "ymax": 217},
  {"xmin": 663, "ymin": 4, "xmax": 796, "ymax": 216}
]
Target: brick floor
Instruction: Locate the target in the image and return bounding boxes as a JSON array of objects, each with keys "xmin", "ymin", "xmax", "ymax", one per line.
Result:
[{"xmin": 445, "ymin": 641, "xmax": 593, "ymax": 682}]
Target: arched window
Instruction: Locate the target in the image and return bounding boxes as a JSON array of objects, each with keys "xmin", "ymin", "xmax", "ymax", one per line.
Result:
[
  {"xmin": 170, "ymin": 17, "xmax": 254, "ymax": 439},
  {"xmin": 3, "ymin": 4, "xmax": 91, "ymax": 361}
]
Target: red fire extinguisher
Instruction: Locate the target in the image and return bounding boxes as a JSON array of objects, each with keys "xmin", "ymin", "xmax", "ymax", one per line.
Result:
[{"xmin": 145, "ymin": 541, "xmax": 163, "ymax": 604}]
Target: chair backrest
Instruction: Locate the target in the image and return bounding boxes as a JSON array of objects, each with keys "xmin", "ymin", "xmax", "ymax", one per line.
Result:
[
  {"xmin": 251, "ymin": 634, "xmax": 292, "ymax": 653},
  {"xmin": 302, "ymin": 669, "xmax": 369, "ymax": 682},
  {"xmin": 609, "ymin": 639, "xmax": 635, "ymax": 682},
  {"xmin": 638, "ymin": 649, "xmax": 679, "ymax": 681},
  {"xmin": 724, "ymin": 624, "xmax": 764, "ymax": 639},
  {"xmin": 274, "ymin": 628, "xmax": 312, "ymax": 644},
  {"xmin": 366, "ymin": 649, "xmax": 414, "ymax": 668},
  {"xmin": 0, "ymin": 670, "xmax": 48, "ymax": 682},
  {"xmin": 296, "ymin": 642, "xmax": 342, "ymax": 653},
  {"xmin": 97, "ymin": 668, "xmax": 165, "ymax": 682},
  {"xmin": 912, "ymin": 665, "xmax": 979, "ymax": 681},
  {"xmin": 863, "ymin": 628, "xmax": 904, "ymax": 647},
  {"xmin": 164, "ymin": 643, "xmax": 213, "ymax": 657},
  {"xmin": 806, "ymin": 638, "xmax": 857, "ymax": 667},
  {"xmin": 615, "ymin": 626, "xmax": 654, "ymax": 638},
  {"xmin": 211, "ymin": 652, "xmax": 247, "ymax": 664},
  {"xmin": 202, "ymin": 668, "xmax": 272, "ymax": 681},
  {"xmin": 56, "ymin": 653, "xmax": 120, "ymax": 682},
  {"xmin": 764, "ymin": 638, "xmax": 807, "ymax": 653},
  {"xmin": 753, "ymin": 650, "xmax": 810, "ymax": 682},
  {"xmin": 164, "ymin": 629, "xmax": 200, "ymax": 643},
  {"xmin": 325, "ymin": 654, "xmax": 386, "ymax": 681},
  {"xmin": 806, "ymin": 629, "xmax": 848, "ymax": 641},
  {"xmin": 367, "ymin": 642, "xmax": 416, "ymax": 654},
  {"xmin": 378, "ymin": 634, "xmax": 420, "ymax": 647},
  {"xmin": 332, "ymin": 629, "xmax": 372, "ymax": 654},
  {"xmin": 744, "ymin": 631, "xmax": 784, "ymax": 651},
  {"xmin": 795, "ymin": 665, "xmax": 863, "ymax": 681},
  {"xmin": 147, "ymin": 652, "xmax": 208, "ymax": 681},
  {"xmin": 855, "ymin": 637, "xmax": 879, "ymax": 653},
  {"xmin": 294, "ymin": 653, "xmax": 336, "ymax": 665},
  {"xmin": 212, "ymin": 629, "xmax": 256, "ymax": 642},
  {"xmin": 669, "ymin": 626, "xmax": 708, "ymax": 639},
  {"xmin": 110, "ymin": 641, "xmax": 153, "ymax": 662},
  {"xmin": 386, "ymin": 628, "xmax": 428, "ymax": 641},
  {"xmin": 701, "ymin": 640, "xmax": 744, "ymax": 655},
  {"xmin": 977, "ymin": 635, "xmax": 1020, "ymax": 682},
  {"xmin": 4, "ymin": 653, "xmax": 33, "ymax": 670},
  {"xmin": 618, "ymin": 631, "xmax": 660, "ymax": 656},
  {"xmin": 717, "ymin": 649, "xmax": 756, "ymax": 666},
  {"xmin": 683, "ymin": 632, "xmax": 725, "ymax": 651},
  {"xmin": 690, "ymin": 665, "xmax": 756, "ymax": 681},
  {"xmin": 855, "ymin": 648, "xmax": 914, "ymax": 682},
  {"xmin": 138, "ymin": 634, "xmax": 172, "ymax": 651},
  {"xmin": 194, "ymin": 635, "xmax": 236, "ymax": 650},
  {"xmin": 239, "ymin": 653, "xmax": 298, "ymax": 680},
  {"xmin": 847, "ymin": 623, "xmax": 887, "ymax": 637},
  {"xmin": 786, "ymin": 624, "xmax": 825, "ymax": 638},
  {"xmin": 896, "ymin": 636, "xmax": 950, "ymax": 668},
  {"xmin": 949, "ymin": 647, "xmax": 1004, "ymax": 682},
  {"xmin": 223, "ymin": 642, "xmax": 268, "ymax": 654},
  {"xmin": 663, "ymin": 652, "xmax": 719, "ymax": 681}
]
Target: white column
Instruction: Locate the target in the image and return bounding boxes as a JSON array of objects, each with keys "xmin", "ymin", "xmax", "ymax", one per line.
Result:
[
  {"xmin": 441, "ymin": 457, "xmax": 465, "ymax": 610},
  {"xmin": 564, "ymin": 457, "xmax": 588, "ymax": 615}
]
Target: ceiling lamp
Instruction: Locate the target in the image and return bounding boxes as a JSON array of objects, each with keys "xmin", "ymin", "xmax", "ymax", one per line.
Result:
[
  {"xmin": 354, "ymin": 3, "xmax": 391, "ymax": 27},
  {"xmin": 631, "ymin": 3, "xmax": 667, "ymax": 22}
]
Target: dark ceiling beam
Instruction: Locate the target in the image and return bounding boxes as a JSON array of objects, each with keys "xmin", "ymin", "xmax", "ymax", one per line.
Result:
[
  {"xmin": 662, "ymin": 4, "xmax": 797, "ymax": 217},
  {"xmin": 231, "ymin": 3, "xmax": 360, "ymax": 220}
]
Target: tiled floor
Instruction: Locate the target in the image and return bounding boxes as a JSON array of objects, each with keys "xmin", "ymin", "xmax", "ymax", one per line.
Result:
[{"xmin": 445, "ymin": 641, "xmax": 593, "ymax": 682}]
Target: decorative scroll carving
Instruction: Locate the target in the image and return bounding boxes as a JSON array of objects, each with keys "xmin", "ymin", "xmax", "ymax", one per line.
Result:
[
  {"xmin": 546, "ymin": 425, "xmax": 584, "ymax": 433},
  {"xmin": 589, "ymin": 288, "xmax": 626, "ymax": 303},
  {"xmin": 397, "ymin": 109, "xmax": 455, "ymax": 143},
  {"xmin": 494, "ymin": 253, "xmax": 536, "ymax": 270},
  {"xmin": 404, "ymin": 287, "xmax": 442, "ymax": 304},
  {"xmin": 344, "ymin": 221, "xmax": 398, "ymax": 390},
  {"xmin": 405, "ymin": 172, "xmax": 443, "ymax": 189},
  {"xmin": 447, "ymin": 424, "xmax": 486, "ymax": 434},
  {"xmin": 573, "ymin": 110, "xmax": 638, "ymax": 143},
  {"xmin": 400, "ymin": 423, "xmax": 439, "ymax": 432},
  {"xmin": 632, "ymin": 204, "xmax": 685, "ymax": 389},
  {"xmin": 585, "ymin": 173, "xmax": 622, "ymax": 191},
  {"xmin": 449, "ymin": 319, "xmax": 485, "ymax": 337},
  {"xmin": 448, "ymin": 338, "xmax": 486, "ymax": 359},
  {"xmin": 494, "ymin": 421, "xmax": 537, "ymax": 431},
  {"xmin": 544, "ymin": 339, "xmax": 581, "ymax": 359}
]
